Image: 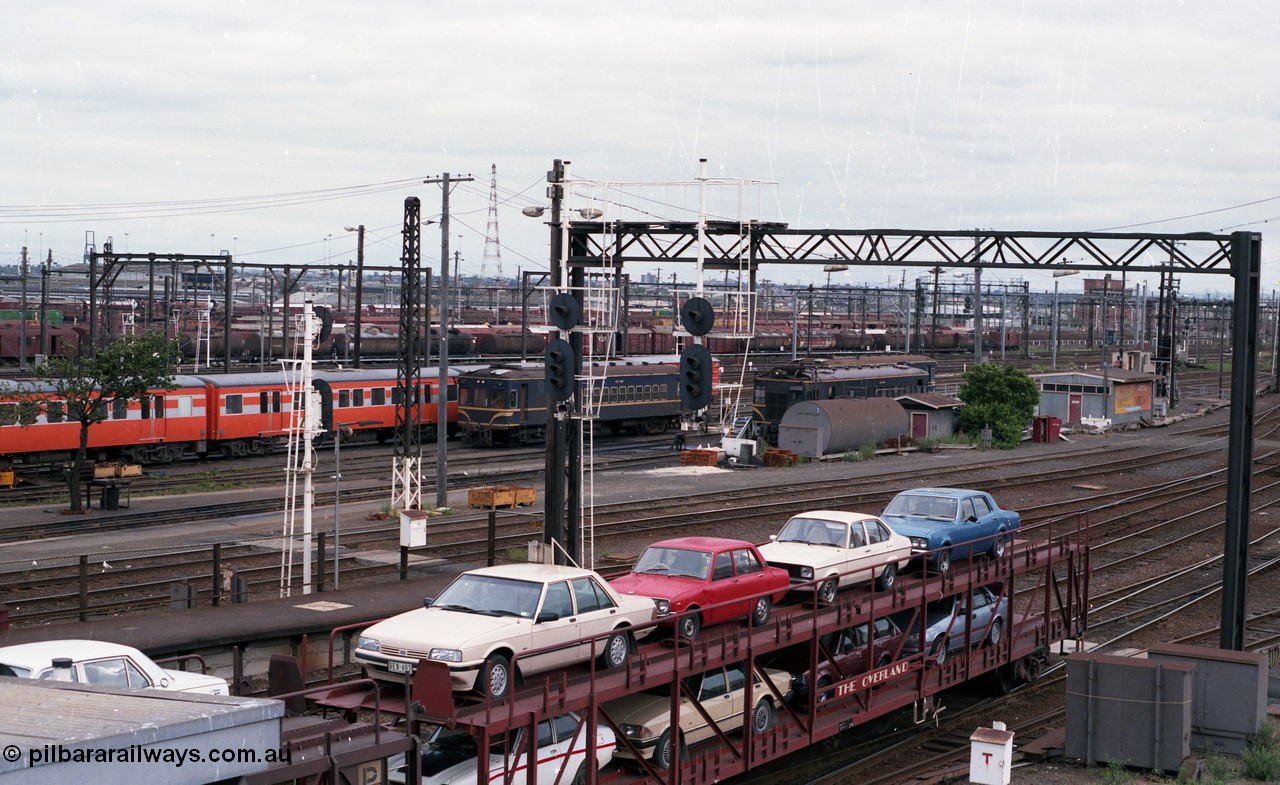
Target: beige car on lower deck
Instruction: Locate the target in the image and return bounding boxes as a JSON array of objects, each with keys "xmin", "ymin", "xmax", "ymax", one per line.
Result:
[{"xmin": 603, "ymin": 662, "xmax": 793, "ymax": 769}]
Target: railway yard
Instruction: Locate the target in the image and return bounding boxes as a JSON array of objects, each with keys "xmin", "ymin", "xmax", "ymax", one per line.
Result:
[{"xmin": 1, "ymin": 387, "xmax": 1277, "ymax": 784}]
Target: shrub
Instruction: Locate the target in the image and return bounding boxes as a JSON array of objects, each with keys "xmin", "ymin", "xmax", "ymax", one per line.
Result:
[
  {"xmin": 915, "ymin": 437, "xmax": 939, "ymax": 453},
  {"xmin": 857, "ymin": 441, "xmax": 877, "ymax": 461},
  {"xmin": 1100, "ymin": 758, "xmax": 1131, "ymax": 785},
  {"xmin": 1244, "ymin": 719, "xmax": 1280, "ymax": 781}
]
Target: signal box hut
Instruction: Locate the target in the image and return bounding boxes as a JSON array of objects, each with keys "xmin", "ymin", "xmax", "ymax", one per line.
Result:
[
  {"xmin": 1032, "ymin": 369, "xmax": 1159, "ymax": 426},
  {"xmin": 895, "ymin": 392, "xmax": 963, "ymax": 440}
]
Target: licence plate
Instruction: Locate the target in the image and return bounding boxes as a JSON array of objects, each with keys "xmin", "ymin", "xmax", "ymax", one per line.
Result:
[{"xmin": 388, "ymin": 660, "xmax": 413, "ymax": 674}]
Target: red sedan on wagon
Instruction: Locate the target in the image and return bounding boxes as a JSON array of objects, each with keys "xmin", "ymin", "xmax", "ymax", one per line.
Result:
[{"xmin": 610, "ymin": 537, "xmax": 791, "ymax": 639}]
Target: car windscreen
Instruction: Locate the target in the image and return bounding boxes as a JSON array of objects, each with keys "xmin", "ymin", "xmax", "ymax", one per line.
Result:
[
  {"xmin": 776, "ymin": 517, "xmax": 844, "ymax": 546},
  {"xmin": 634, "ymin": 547, "xmax": 712, "ymax": 580},
  {"xmin": 885, "ymin": 494, "xmax": 958, "ymax": 520},
  {"xmin": 433, "ymin": 574, "xmax": 543, "ymax": 618}
]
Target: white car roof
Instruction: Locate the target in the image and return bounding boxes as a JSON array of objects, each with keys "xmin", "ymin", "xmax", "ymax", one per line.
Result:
[
  {"xmin": 789, "ymin": 510, "xmax": 883, "ymax": 524},
  {"xmin": 462, "ymin": 563, "xmax": 604, "ymax": 582},
  {"xmin": 0, "ymin": 639, "xmax": 146, "ymax": 670}
]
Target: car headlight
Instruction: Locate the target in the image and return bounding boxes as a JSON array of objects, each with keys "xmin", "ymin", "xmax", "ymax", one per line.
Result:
[
  {"xmin": 800, "ymin": 567, "xmax": 814, "ymax": 580},
  {"xmin": 357, "ymin": 636, "xmax": 380, "ymax": 652},
  {"xmin": 653, "ymin": 599, "xmax": 672, "ymax": 616},
  {"xmin": 429, "ymin": 649, "xmax": 463, "ymax": 662},
  {"xmin": 618, "ymin": 724, "xmax": 651, "ymax": 739},
  {"xmin": 910, "ymin": 537, "xmax": 928, "ymax": 550}
]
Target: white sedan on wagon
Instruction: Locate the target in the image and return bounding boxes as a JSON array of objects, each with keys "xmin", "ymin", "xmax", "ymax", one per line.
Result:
[
  {"xmin": 758, "ymin": 510, "xmax": 913, "ymax": 603},
  {"xmin": 0, "ymin": 639, "xmax": 229, "ymax": 694},
  {"xmin": 355, "ymin": 563, "xmax": 656, "ymax": 700}
]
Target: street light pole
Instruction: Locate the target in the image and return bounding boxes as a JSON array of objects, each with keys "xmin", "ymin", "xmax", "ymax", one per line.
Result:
[
  {"xmin": 345, "ymin": 225, "xmax": 365, "ymax": 367},
  {"xmin": 1052, "ymin": 270, "xmax": 1079, "ymax": 369}
]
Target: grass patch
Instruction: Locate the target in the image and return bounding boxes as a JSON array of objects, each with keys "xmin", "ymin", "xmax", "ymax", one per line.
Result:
[
  {"xmin": 1244, "ymin": 719, "xmax": 1280, "ymax": 781},
  {"xmin": 1100, "ymin": 758, "xmax": 1131, "ymax": 785}
]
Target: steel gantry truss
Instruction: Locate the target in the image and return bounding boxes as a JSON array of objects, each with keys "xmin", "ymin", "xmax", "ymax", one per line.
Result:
[{"xmin": 566, "ymin": 222, "xmax": 1260, "ymax": 651}]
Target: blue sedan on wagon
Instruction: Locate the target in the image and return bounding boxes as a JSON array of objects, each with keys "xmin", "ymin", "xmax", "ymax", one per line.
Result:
[{"xmin": 880, "ymin": 488, "xmax": 1020, "ymax": 575}]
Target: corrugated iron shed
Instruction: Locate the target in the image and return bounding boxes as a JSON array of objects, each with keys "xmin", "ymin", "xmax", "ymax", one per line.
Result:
[{"xmin": 0, "ymin": 679, "xmax": 283, "ymax": 785}]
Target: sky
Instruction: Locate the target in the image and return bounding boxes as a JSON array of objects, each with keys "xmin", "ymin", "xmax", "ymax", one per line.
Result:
[{"xmin": 4, "ymin": 1, "xmax": 1279, "ymax": 298}]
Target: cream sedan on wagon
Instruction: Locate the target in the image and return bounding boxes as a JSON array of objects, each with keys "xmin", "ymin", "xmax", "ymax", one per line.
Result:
[
  {"xmin": 355, "ymin": 563, "xmax": 656, "ymax": 700},
  {"xmin": 0, "ymin": 639, "xmax": 229, "ymax": 694},
  {"xmin": 758, "ymin": 510, "xmax": 913, "ymax": 604}
]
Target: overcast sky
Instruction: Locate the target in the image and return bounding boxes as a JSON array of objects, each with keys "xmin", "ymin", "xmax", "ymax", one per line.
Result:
[{"xmin": 4, "ymin": 2, "xmax": 1278, "ymax": 297}]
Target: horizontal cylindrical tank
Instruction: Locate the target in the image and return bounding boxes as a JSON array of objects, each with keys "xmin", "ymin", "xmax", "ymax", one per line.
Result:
[{"xmin": 777, "ymin": 398, "xmax": 907, "ymax": 457}]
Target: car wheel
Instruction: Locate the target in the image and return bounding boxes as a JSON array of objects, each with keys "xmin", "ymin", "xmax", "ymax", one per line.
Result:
[
  {"xmin": 989, "ymin": 534, "xmax": 1007, "ymax": 560},
  {"xmin": 750, "ymin": 596, "xmax": 772, "ymax": 627},
  {"xmin": 934, "ymin": 548, "xmax": 952, "ymax": 576},
  {"xmin": 751, "ymin": 698, "xmax": 775, "ymax": 735},
  {"xmin": 931, "ymin": 636, "xmax": 948, "ymax": 666},
  {"xmin": 876, "ymin": 563, "xmax": 897, "ymax": 592},
  {"xmin": 986, "ymin": 617, "xmax": 1004, "ymax": 647},
  {"xmin": 653, "ymin": 729, "xmax": 685, "ymax": 770},
  {"xmin": 571, "ymin": 765, "xmax": 587, "ymax": 785},
  {"xmin": 481, "ymin": 652, "xmax": 512, "ymax": 700},
  {"xmin": 817, "ymin": 579, "xmax": 838, "ymax": 605},
  {"xmin": 678, "ymin": 611, "xmax": 702, "ymax": 640},
  {"xmin": 598, "ymin": 631, "xmax": 630, "ymax": 669},
  {"xmin": 815, "ymin": 675, "xmax": 834, "ymax": 704}
]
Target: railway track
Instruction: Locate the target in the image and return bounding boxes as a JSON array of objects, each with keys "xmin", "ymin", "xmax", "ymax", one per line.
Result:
[{"xmin": 0, "ymin": 403, "xmax": 1266, "ymax": 627}]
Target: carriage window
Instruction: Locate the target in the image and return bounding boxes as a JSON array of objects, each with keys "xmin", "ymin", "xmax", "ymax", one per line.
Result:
[
  {"xmin": 392, "ymin": 387, "xmax": 403, "ymax": 405},
  {"xmin": 353, "ymin": 389, "xmax": 364, "ymax": 407},
  {"xmin": 508, "ymin": 390, "xmax": 518, "ymax": 408},
  {"xmin": 338, "ymin": 390, "xmax": 350, "ymax": 408},
  {"xmin": 47, "ymin": 401, "xmax": 65, "ymax": 423},
  {"xmin": 141, "ymin": 397, "xmax": 151, "ymax": 420},
  {"xmin": 225, "ymin": 394, "xmax": 243, "ymax": 415},
  {"xmin": 177, "ymin": 396, "xmax": 193, "ymax": 417},
  {"xmin": 154, "ymin": 395, "xmax": 165, "ymax": 419},
  {"xmin": 448, "ymin": 384, "xmax": 457, "ymax": 402},
  {"xmin": 0, "ymin": 403, "xmax": 15, "ymax": 426},
  {"xmin": 260, "ymin": 392, "xmax": 269, "ymax": 414},
  {"xmin": 112, "ymin": 398, "xmax": 129, "ymax": 419}
]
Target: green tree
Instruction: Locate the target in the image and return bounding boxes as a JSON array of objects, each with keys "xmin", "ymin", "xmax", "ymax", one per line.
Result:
[
  {"xmin": 957, "ymin": 363, "xmax": 1039, "ymax": 449},
  {"xmin": 30, "ymin": 331, "xmax": 180, "ymax": 512}
]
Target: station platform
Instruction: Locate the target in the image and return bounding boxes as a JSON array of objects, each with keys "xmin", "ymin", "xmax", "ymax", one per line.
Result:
[{"xmin": 0, "ymin": 561, "xmax": 459, "ymax": 661}]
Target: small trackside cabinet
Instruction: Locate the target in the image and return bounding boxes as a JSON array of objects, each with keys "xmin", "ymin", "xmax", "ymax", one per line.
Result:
[
  {"xmin": 969, "ymin": 722, "xmax": 1015, "ymax": 785},
  {"xmin": 400, "ymin": 508, "xmax": 428, "ymax": 548}
]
